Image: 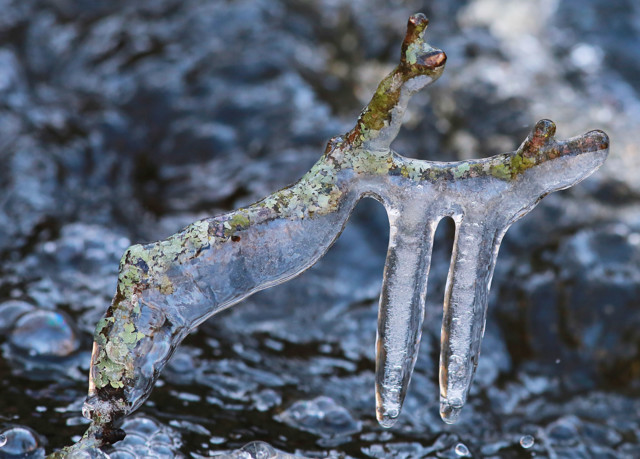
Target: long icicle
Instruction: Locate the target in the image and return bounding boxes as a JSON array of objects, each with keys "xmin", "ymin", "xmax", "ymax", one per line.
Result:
[
  {"xmin": 439, "ymin": 218, "xmax": 506, "ymax": 423},
  {"xmin": 375, "ymin": 204, "xmax": 438, "ymax": 427}
]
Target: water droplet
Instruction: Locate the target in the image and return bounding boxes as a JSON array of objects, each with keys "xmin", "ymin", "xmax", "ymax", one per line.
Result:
[
  {"xmin": 555, "ymin": 358, "xmax": 561, "ymax": 364},
  {"xmin": 82, "ymin": 403, "xmax": 93, "ymax": 420},
  {"xmin": 520, "ymin": 435, "xmax": 535, "ymax": 449},
  {"xmin": 440, "ymin": 400, "xmax": 463, "ymax": 424},
  {"xmin": 0, "ymin": 433, "xmax": 7, "ymax": 447},
  {"xmin": 455, "ymin": 443, "xmax": 470, "ymax": 456}
]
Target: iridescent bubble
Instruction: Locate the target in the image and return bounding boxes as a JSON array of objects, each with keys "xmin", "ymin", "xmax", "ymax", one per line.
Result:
[
  {"xmin": 520, "ymin": 435, "xmax": 535, "ymax": 449},
  {"xmin": 455, "ymin": 443, "xmax": 470, "ymax": 456},
  {"xmin": 239, "ymin": 441, "xmax": 277, "ymax": 459},
  {"xmin": 9, "ymin": 309, "xmax": 80, "ymax": 357},
  {"xmin": 0, "ymin": 300, "xmax": 34, "ymax": 332}
]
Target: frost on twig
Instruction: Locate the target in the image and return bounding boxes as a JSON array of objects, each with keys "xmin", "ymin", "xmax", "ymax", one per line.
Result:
[{"xmin": 60, "ymin": 12, "xmax": 608, "ymax": 453}]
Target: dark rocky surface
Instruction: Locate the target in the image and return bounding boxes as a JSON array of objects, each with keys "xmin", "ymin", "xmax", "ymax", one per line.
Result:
[{"xmin": 0, "ymin": 0, "xmax": 639, "ymax": 457}]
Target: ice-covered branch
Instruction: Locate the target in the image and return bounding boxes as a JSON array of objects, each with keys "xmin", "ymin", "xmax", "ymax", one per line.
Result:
[
  {"xmin": 57, "ymin": 13, "xmax": 609, "ymax": 455},
  {"xmin": 345, "ymin": 13, "xmax": 446, "ymax": 151}
]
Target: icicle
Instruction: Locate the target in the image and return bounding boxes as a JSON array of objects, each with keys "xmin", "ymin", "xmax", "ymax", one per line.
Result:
[
  {"xmin": 439, "ymin": 218, "xmax": 505, "ymax": 423},
  {"xmin": 375, "ymin": 203, "xmax": 438, "ymax": 427},
  {"xmin": 436, "ymin": 121, "xmax": 610, "ymax": 423}
]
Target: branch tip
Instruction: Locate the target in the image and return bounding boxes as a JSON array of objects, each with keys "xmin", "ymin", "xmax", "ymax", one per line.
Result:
[
  {"xmin": 586, "ymin": 129, "xmax": 609, "ymax": 150},
  {"xmin": 533, "ymin": 119, "xmax": 556, "ymax": 139},
  {"xmin": 405, "ymin": 13, "xmax": 429, "ymax": 44},
  {"xmin": 401, "ymin": 14, "xmax": 446, "ymax": 72}
]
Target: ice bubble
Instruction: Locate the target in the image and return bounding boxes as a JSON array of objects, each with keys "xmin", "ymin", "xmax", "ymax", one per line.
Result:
[
  {"xmin": 9, "ymin": 309, "xmax": 80, "ymax": 357},
  {"xmin": 0, "ymin": 425, "xmax": 44, "ymax": 457},
  {"xmin": 106, "ymin": 415, "xmax": 181, "ymax": 458},
  {"xmin": 0, "ymin": 300, "xmax": 35, "ymax": 332},
  {"xmin": 277, "ymin": 396, "xmax": 361, "ymax": 439},
  {"xmin": 520, "ymin": 434, "xmax": 535, "ymax": 448},
  {"xmin": 454, "ymin": 442, "xmax": 470, "ymax": 456},
  {"xmin": 211, "ymin": 441, "xmax": 297, "ymax": 458}
]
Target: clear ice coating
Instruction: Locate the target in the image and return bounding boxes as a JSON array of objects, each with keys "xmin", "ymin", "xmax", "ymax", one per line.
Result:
[{"xmin": 56, "ymin": 12, "xmax": 609, "ymax": 454}]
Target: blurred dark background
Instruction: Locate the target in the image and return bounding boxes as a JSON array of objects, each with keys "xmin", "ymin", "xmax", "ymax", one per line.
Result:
[{"xmin": 0, "ymin": 0, "xmax": 639, "ymax": 457}]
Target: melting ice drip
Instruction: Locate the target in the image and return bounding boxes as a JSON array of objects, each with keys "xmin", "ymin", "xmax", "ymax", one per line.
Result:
[{"xmin": 57, "ymin": 13, "xmax": 609, "ymax": 454}]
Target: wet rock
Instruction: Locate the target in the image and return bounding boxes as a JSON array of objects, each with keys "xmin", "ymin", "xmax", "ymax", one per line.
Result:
[
  {"xmin": 17, "ymin": 223, "xmax": 130, "ymax": 312},
  {"xmin": 498, "ymin": 223, "xmax": 640, "ymax": 389},
  {"xmin": 546, "ymin": 415, "xmax": 580, "ymax": 447},
  {"xmin": 251, "ymin": 389, "xmax": 282, "ymax": 412},
  {"xmin": 361, "ymin": 433, "xmax": 461, "ymax": 458},
  {"xmin": 556, "ymin": 225, "xmax": 640, "ymax": 380},
  {"xmin": 0, "ymin": 148, "xmax": 59, "ymax": 254},
  {"xmin": 168, "ymin": 419, "xmax": 210, "ymax": 437}
]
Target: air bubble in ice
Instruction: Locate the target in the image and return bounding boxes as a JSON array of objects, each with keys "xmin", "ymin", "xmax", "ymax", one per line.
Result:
[
  {"xmin": 82, "ymin": 403, "xmax": 93, "ymax": 420},
  {"xmin": 454, "ymin": 443, "xmax": 470, "ymax": 456},
  {"xmin": 277, "ymin": 396, "xmax": 361, "ymax": 439},
  {"xmin": 520, "ymin": 435, "xmax": 535, "ymax": 448},
  {"xmin": 213, "ymin": 441, "xmax": 294, "ymax": 458},
  {"xmin": 0, "ymin": 426, "xmax": 43, "ymax": 456},
  {"xmin": 0, "ymin": 300, "xmax": 34, "ymax": 332},
  {"xmin": 9, "ymin": 309, "xmax": 80, "ymax": 357}
]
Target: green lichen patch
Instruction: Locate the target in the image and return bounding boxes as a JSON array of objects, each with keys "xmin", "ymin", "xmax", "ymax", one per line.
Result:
[
  {"xmin": 224, "ymin": 212, "xmax": 251, "ymax": 235},
  {"xmin": 91, "ymin": 219, "xmax": 214, "ymax": 391},
  {"xmin": 342, "ymin": 13, "xmax": 445, "ymax": 150},
  {"xmin": 488, "ymin": 163, "xmax": 512, "ymax": 180},
  {"xmin": 510, "ymin": 152, "xmax": 536, "ymax": 176},
  {"xmin": 92, "ymin": 311, "xmax": 146, "ymax": 390},
  {"xmin": 453, "ymin": 162, "xmax": 470, "ymax": 179},
  {"xmin": 358, "ymin": 70, "xmax": 404, "ymax": 134}
]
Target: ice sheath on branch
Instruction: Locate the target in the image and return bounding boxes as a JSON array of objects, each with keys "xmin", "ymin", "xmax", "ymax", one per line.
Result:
[{"xmin": 53, "ymin": 12, "xmax": 609, "ymax": 455}]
